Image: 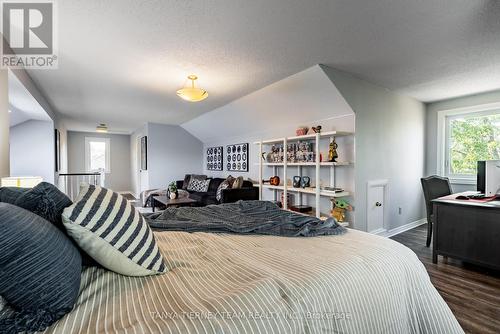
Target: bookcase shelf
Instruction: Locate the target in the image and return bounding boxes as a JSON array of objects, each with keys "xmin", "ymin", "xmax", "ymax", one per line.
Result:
[{"xmin": 255, "ymin": 131, "xmax": 355, "ymax": 218}]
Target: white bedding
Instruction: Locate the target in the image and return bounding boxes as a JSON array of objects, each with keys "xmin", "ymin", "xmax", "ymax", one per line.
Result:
[{"xmin": 44, "ymin": 229, "xmax": 463, "ymax": 334}]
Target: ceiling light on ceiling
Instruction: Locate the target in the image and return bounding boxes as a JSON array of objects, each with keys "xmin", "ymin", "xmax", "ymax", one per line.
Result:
[
  {"xmin": 96, "ymin": 123, "xmax": 108, "ymax": 133},
  {"xmin": 8, "ymin": 110, "xmax": 11, "ymax": 113},
  {"xmin": 176, "ymin": 75, "xmax": 208, "ymax": 102}
]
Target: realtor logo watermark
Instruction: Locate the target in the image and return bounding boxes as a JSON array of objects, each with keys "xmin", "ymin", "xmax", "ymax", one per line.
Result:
[{"xmin": 1, "ymin": 0, "xmax": 57, "ymax": 69}]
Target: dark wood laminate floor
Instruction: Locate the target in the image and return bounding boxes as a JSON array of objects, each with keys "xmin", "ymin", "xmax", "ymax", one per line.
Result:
[{"xmin": 391, "ymin": 224, "xmax": 500, "ymax": 334}]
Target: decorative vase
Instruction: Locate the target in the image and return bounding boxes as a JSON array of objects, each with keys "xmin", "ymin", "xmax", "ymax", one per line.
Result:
[{"xmin": 169, "ymin": 192, "xmax": 177, "ymax": 199}]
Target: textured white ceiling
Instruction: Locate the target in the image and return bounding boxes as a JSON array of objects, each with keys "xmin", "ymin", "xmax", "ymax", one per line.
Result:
[{"xmin": 25, "ymin": 0, "xmax": 500, "ymax": 132}]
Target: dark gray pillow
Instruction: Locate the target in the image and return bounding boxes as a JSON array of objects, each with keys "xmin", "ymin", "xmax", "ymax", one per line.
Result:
[
  {"xmin": 0, "ymin": 187, "xmax": 29, "ymax": 204},
  {"xmin": 13, "ymin": 182, "xmax": 98, "ymax": 267},
  {"xmin": 0, "ymin": 203, "xmax": 82, "ymax": 333},
  {"xmin": 14, "ymin": 182, "xmax": 72, "ymax": 230}
]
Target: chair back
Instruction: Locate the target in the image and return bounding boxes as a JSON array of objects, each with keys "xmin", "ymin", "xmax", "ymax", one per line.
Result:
[{"xmin": 421, "ymin": 175, "xmax": 452, "ymax": 218}]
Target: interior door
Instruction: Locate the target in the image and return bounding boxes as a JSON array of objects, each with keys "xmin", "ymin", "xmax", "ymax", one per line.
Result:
[
  {"xmin": 367, "ymin": 181, "xmax": 387, "ymax": 234},
  {"xmin": 137, "ymin": 136, "xmax": 149, "ymax": 194}
]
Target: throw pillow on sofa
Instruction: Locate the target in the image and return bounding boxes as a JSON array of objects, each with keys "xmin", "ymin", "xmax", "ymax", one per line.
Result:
[
  {"xmin": 187, "ymin": 178, "xmax": 211, "ymax": 192},
  {"xmin": 62, "ymin": 184, "xmax": 167, "ymax": 276},
  {"xmin": 182, "ymin": 174, "xmax": 206, "ymax": 190},
  {"xmin": 0, "ymin": 203, "xmax": 82, "ymax": 333},
  {"xmin": 216, "ymin": 180, "xmax": 231, "ymax": 202},
  {"xmin": 232, "ymin": 176, "xmax": 245, "ymax": 189},
  {"xmin": 216, "ymin": 176, "xmax": 235, "ymax": 202}
]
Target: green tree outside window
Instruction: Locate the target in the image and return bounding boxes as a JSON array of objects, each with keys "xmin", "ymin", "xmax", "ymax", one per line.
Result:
[{"xmin": 449, "ymin": 113, "xmax": 500, "ymax": 175}]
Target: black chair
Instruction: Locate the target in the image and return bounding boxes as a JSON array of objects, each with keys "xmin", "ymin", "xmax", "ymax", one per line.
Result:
[{"xmin": 421, "ymin": 176, "xmax": 452, "ymax": 247}]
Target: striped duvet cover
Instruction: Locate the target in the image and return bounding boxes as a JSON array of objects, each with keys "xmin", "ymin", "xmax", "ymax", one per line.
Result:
[{"xmin": 44, "ymin": 229, "xmax": 463, "ymax": 334}]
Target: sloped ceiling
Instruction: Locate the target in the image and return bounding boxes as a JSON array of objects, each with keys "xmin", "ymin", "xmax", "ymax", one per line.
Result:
[
  {"xmin": 9, "ymin": 71, "xmax": 52, "ymax": 127},
  {"xmin": 182, "ymin": 65, "xmax": 354, "ymax": 143},
  {"xmin": 22, "ymin": 0, "xmax": 500, "ymax": 133}
]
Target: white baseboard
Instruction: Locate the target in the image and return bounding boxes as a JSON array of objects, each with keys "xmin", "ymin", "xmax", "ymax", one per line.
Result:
[{"xmin": 373, "ymin": 218, "xmax": 427, "ymax": 238}]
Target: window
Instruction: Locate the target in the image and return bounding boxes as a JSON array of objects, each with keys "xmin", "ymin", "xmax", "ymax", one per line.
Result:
[
  {"xmin": 439, "ymin": 106, "xmax": 500, "ymax": 183},
  {"xmin": 85, "ymin": 137, "xmax": 110, "ymax": 173}
]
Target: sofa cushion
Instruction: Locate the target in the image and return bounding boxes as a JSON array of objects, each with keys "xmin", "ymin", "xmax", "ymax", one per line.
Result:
[
  {"xmin": 208, "ymin": 178, "xmax": 225, "ymax": 194},
  {"xmin": 188, "ymin": 191, "xmax": 210, "ymax": 202},
  {"xmin": 62, "ymin": 184, "xmax": 167, "ymax": 276},
  {"xmin": 0, "ymin": 203, "xmax": 82, "ymax": 333},
  {"xmin": 242, "ymin": 180, "xmax": 254, "ymax": 188},
  {"xmin": 188, "ymin": 192, "xmax": 218, "ymax": 206}
]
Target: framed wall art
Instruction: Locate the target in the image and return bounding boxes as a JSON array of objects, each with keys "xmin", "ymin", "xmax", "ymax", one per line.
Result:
[
  {"xmin": 226, "ymin": 143, "xmax": 249, "ymax": 172},
  {"xmin": 206, "ymin": 146, "xmax": 223, "ymax": 171}
]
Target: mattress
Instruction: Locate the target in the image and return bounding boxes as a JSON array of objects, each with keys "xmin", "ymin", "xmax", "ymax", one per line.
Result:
[{"xmin": 43, "ymin": 229, "xmax": 463, "ymax": 334}]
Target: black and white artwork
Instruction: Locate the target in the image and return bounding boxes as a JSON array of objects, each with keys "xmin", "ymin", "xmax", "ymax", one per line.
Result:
[
  {"xmin": 226, "ymin": 143, "xmax": 249, "ymax": 172},
  {"xmin": 206, "ymin": 146, "xmax": 223, "ymax": 171}
]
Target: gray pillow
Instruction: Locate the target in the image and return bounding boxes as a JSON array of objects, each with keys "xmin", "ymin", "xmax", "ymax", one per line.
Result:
[
  {"xmin": 0, "ymin": 203, "xmax": 82, "ymax": 333},
  {"xmin": 14, "ymin": 182, "xmax": 72, "ymax": 230},
  {"xmin": 13, "ymin": 182, "xmax": 98, "ymax": 267},
  {"xmin": 0, "ymin": 187, "xmax": 29, "ymax": 204}
]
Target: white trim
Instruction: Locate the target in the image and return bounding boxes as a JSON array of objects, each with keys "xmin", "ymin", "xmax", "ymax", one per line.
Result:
[
  {"xmin": 449, "ymin": 177, "xmax": 477, "ymax": 185},
  {"xmin": 373, "ymin": 218, "xmax": 427, "ymax": 238},
  {"xmin": 437, "ymin": 102, "xmax": 500, "ymax": 177},
  {"xmin": 366, "ymin": 179, "xmax": 389, "ymax": 234},
  {"xmin": 85, "ymin": 137, "xmax": 111, "ymax": 173}
]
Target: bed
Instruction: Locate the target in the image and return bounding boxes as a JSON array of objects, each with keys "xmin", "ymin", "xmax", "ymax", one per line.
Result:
[{"xmin": 43, "ymin": 219, "xmax": 463, "ymax": 333}]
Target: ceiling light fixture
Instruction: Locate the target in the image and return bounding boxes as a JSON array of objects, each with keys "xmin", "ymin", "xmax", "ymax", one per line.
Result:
[
  {"xmin": 176, "ymin": 75, "xmax": 208, "ymax": 102},
  {"xmin": 96, "ymin": 123, "xmax": 108, "ymax": 133}
]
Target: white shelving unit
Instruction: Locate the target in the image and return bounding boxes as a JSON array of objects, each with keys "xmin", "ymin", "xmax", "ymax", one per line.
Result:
[{"xmin": 254, "ymin": 130, "xmax": 354, "ymax": 218}]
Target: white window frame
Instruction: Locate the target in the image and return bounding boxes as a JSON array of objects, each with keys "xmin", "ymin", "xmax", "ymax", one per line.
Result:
[
  {"xmin": 437, "ymin": 102, "xmax": 500, "ymax": 185},
  {"xmin": 85, "ymin": 137, "xmax": 111, "ymax": 173}
]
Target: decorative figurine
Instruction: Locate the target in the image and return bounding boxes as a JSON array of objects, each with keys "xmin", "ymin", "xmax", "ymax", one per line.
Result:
[
  {"xmin": 331, "ymin": 199, "xmax": 352, "ymax": 222},
  {"xmin": 293, "ymin": 176, "xmax": 301, "ymax": 188},
  {"xmin": 328, "ymin": 137, "xmax": 338, "ymax": 162},
  {"xmin": 301, "ymin": 176, "xmax": 311, "ymax": 188},
  {"xmin": 312, "ymin": 125, "xmax": 322, "ymax": 133}
]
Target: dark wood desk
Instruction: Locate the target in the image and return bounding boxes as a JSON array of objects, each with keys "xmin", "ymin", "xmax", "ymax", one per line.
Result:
[{"xmin": 432, "ymin": 192, "xmax": 500, "ymax": 270}]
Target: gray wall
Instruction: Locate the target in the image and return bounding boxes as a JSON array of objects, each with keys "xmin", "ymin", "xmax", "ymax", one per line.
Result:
[
  {"xmin": 67, "ymin": 131, "xmax": 132, "ymax": 192},
  {"xmin": 145, "ymin": 123, "xmax": 203, "ymax": 190},
  {"xmin": 425, "ymin": 89, "xmax": 500, "ymax": 192},
  {"xmin": 10, "ymin": 120, "xmax": 55, "ymax": 183},
  {"xmin": 322, "ymin": 66, "xmax": 426, "ymax": 232},
  {"xmin": 0, "ymin": 70, "xmax": 8, "ymax": 178}
]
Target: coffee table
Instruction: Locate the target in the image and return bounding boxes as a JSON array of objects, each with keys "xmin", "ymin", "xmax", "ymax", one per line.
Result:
[{"xmin": 152, "ymin": 196, "xmax": 198, "ymax": 212}]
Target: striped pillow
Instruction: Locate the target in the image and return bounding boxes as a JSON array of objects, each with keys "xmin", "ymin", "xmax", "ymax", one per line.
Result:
[{"xmin": 62, "ymin": 184, "xmax": 167, "ymax": 276}]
